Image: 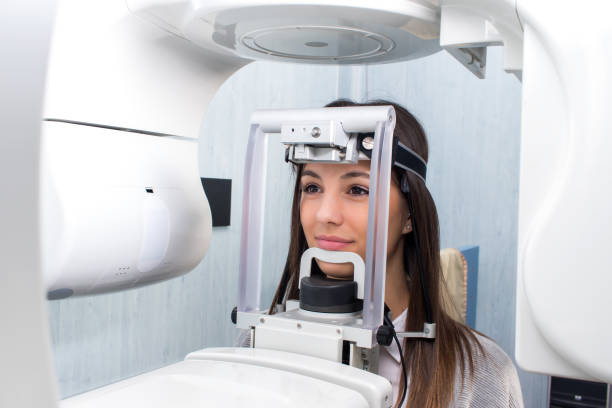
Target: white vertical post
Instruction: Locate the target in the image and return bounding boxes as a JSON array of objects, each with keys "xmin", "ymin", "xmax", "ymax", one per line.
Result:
[
  {"xmin": 238, "ymin": 124, "xmax": 269, "ymax": 312},
  {"xmin": 363, "ymin": 112, "xmax": 396, "ymax": 330},
  {"xmin": 0, "ymin": 2, "xmax": 59, "ymax": 407}
]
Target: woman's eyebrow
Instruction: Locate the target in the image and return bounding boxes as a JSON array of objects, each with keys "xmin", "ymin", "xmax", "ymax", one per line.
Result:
[
  {"xmin": 301, "ymin": 170, "xmax": 321, "ymax": 179},
  {"xmin": 340, "ymin": 171, "xmax": 370, "ymax": 180}
]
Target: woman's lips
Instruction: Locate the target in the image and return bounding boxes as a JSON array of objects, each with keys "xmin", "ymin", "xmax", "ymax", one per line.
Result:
[{"xmin": 315, "ymin": 235, "xmax": 354, "ymax": 251}]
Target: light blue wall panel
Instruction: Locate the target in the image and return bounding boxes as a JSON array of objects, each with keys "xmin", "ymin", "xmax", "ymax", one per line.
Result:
[
  {"xmin": 48, "ymin": 61, "xmax": 341, "ymax": 398},
  {"xmin": 362, "ymin": 47, "xmax": 548, "ymax": 407}
]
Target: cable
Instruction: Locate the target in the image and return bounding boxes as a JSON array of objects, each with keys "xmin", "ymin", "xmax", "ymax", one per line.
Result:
[
  {"xmin": 404, "ymin": 180, "xmax": 433, "ymax": 324},
  {"xmin": 384, "ymin": 313, "xmax": 408, "ymax": 408},
  {"xmin": 392, "ymin": 331, "xmax": 408, "ymax": 408}
]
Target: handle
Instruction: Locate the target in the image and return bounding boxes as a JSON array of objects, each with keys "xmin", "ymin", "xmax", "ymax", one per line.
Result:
[{"xmin": 298, "ymin": 247, "xmax": 365, "ymax": 299}]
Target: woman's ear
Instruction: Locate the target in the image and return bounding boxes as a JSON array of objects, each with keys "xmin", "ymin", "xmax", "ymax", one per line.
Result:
[{"xmin": 402, "ymin": 215, "xmax": 412, "ymax": 234}]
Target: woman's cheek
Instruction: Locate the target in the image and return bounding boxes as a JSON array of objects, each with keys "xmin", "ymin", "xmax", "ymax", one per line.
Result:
[
  {"xmin": 300, "ymin": 202, "xmax": 316, "ymax": 244},
  {"xmin": 347, "ymin": 201, "xmax": 369, "ymax": 246}
]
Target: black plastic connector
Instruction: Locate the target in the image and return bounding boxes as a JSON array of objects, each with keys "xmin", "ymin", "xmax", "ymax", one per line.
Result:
[
  {"xmin": 376, "ymin": 325, "xmax": 394, "ymax": 346},
  {"xmin": 231, "ymin": 306, "xmax": 237, "ymax": 324}
]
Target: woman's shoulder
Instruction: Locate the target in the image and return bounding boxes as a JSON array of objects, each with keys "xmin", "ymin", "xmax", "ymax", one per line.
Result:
[
  {"xmin": 453, "ymin": 331, "xmax": 524, "ymax": 407},
  {"xmin": 471, "ymin": 332, "xmax": 517, "ymax": 375}
]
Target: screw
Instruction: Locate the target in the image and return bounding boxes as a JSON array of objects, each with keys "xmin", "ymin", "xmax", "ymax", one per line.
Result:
[
  {"xmin": 361, "ymin": 136, "xmax": 374, "ymax": 150},
  {"xmin": 297, "ymin": 323, "xmax": 302, "ymax": 329},
  {"xmin": 336, "ymin": 328, "xmax": 341, "ymax": 335},
  {"xmin": 311, "ymin": 127, "xmax": 321, "ymax": 138},
  {"xmin": 259, "ymin": 317, "xmax": 265, "ymax": 323}
]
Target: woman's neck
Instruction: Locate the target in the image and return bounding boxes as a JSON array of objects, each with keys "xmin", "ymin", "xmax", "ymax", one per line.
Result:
[{"xmin": 385, "ymin": 243, "xmax": 410, "ymax": 320}]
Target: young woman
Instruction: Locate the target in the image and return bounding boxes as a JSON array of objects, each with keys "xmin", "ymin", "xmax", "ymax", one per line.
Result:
[{"xmin": 269, "ymin": 100, "xmax": 524, "ymax": 408}]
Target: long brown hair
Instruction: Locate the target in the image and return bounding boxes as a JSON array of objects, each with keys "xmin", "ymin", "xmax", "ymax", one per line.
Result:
[{"xmin": 270, "ymin": 99, "xmax": 482, "ymax": 408}]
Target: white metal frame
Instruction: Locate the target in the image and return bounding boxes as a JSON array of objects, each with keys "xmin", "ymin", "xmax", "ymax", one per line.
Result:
[{"xmin": 237, "ymin": 106, "xmax": 396, "ymax": 334}]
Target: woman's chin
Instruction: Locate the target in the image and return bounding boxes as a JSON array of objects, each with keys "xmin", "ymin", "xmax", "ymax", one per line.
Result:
[{"xmin": 317, "ymin": 260, "xmax": 354, "ymax": 280}]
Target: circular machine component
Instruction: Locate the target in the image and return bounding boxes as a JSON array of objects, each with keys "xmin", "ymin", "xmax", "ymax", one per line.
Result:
[
  {"xmin": 180, "ymin": 1, "xmax": 441, "ymax": 65},
  {"xmin": 240, "ymin": 26, "xmax": 395, "ymax": 62},
  {"xmin": 300, "ymin": 276, "xmax": 363, "ymax": 313}
]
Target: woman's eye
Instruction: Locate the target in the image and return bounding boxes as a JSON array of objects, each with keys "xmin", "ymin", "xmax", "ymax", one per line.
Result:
[
  {"xmin": 302, "ymin": 184, "xmax": 320, "ymax": 194},
  {"xmin": 348, "ymin": 186, "xmax": 369, "ymax": 196}
]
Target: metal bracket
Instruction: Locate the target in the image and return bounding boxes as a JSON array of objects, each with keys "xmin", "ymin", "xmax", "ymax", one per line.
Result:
[
  {"xmin": 395, "ymin": 322, "xmax": 436, "ymax": 339},
  {"xmin": 281, "ymin": 119, "xmax": 368, "ymax": 164},
  {"xmin": 280, "ymin": 120, "xmax": 348, "ymax": 147},
  {"xmin": 444, "ymin": 47, "xmax": 487, "ymax": 79}
]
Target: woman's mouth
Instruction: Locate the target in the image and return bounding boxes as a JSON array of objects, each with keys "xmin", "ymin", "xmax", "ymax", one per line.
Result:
[{"xmin": 315, "ymin": 235, "xmax": 354, "ymax": 251}]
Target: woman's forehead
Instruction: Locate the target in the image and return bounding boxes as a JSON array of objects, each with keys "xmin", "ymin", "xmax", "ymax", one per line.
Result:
[{"xmin": 302, "ymin": 161, "xmax": 370, "ymax": 177}]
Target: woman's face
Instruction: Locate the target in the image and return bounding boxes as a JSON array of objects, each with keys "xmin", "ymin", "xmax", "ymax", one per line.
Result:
[{"xmin": 299, "ymin": 161, "xmax": 410, "ymax": 279}]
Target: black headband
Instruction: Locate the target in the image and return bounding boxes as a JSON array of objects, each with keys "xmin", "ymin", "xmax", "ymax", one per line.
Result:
[{"xmin": 357, "ymin": 133, "xmax": 427, "ymax": 183}]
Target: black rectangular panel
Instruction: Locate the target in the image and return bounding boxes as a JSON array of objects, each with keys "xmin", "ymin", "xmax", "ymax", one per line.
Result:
[
  {"xmin": 550, "ymin": 376, "xmax": 608, "ymax": 408},
  {"xmin": 201, "ymin": 178, "xmax": 232, "ymax": 227}
]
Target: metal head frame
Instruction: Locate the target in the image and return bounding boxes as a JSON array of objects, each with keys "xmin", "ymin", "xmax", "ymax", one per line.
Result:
[
  {"xmin": 238, "ymin": 106, "xmax": 394, "ymax": 335},
  {"xmin": 236, "ymin": 105, "xmax": 434, "ymax": 347}
]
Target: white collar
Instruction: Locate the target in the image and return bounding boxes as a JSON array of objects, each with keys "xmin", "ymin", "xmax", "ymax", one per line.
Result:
[{"xmin": 382, "ymin": 308, "xmax": 408, "ymax": 364}]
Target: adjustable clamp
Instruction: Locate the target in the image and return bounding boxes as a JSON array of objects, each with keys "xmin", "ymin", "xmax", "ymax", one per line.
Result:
[
  {"xmin": 376, "ymin": 322, "xmax": 436, "ymax": 346},
  {"xmin": 396, "ymin": 323, "xmax": 437, "ymax": 340}
]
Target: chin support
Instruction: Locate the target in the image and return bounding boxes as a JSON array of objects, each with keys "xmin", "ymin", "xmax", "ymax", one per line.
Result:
[{"xmin": 298, "ymin": 248, "xmax": 365, "ymax": 313}]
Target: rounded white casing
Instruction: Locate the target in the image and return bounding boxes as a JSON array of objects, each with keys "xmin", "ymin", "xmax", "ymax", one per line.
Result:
[
  {"xmin": 41, "ymin": 0, "xmax": 249, "ymax": 297},
  {"xmin": 439, "ymin": 0, "xmax": 612, "ymax": 384},
  {"xmin": 45, "ymin": 0, "xmax": 248, "ymax": 139},
  {"xmin": 514, "ymin": 0, "xmax": 612, "ymax": 383},
  {"xmin": 42, "ymin": 121, "xmax": 212, "ymax": 298}
]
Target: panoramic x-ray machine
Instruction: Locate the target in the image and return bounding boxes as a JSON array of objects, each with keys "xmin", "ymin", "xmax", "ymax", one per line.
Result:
[{"xmin": 1, "ymin": 0, "xmax": 611, "ymax": 407}]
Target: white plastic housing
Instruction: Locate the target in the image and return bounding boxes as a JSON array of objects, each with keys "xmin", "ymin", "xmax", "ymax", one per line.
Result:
[
  {"xmin": 44, "ymin": 0, "xmax": 247, "ymax": 139},
  {"xmin": 514, "ymin": 0, "xmax": 612, "ymax": 383},
  {"xmin": 40, "ymin": 0, "xmax": 246, "ymax": 297},
  {"xmin": 0, "ymin": 2, "xmax": 59, "ymax": 407},
  {"xmin": 440, "ymin": 0, "xmax": 523, "ymax": 74},
  {"xmin": 42, "ymin": 121, "xmax": 212, "ymax": 298},
  {"xmin": 61, "ymin": 348, "xmax": 393, "ymax": 408},
  {"xmin": 128, "ymin": 0, "xmax": 442, "ymax": 65}
]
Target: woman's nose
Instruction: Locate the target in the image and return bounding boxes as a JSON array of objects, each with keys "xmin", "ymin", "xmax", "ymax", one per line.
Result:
[{"xmin": 315, "ymin": 193, "xmax": 343, "ymax": 225}]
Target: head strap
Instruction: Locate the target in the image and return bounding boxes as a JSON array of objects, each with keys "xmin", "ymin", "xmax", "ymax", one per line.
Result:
[{"xmin": 357, "ymin": 133, "xmax": 427, "ymax": 183}]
